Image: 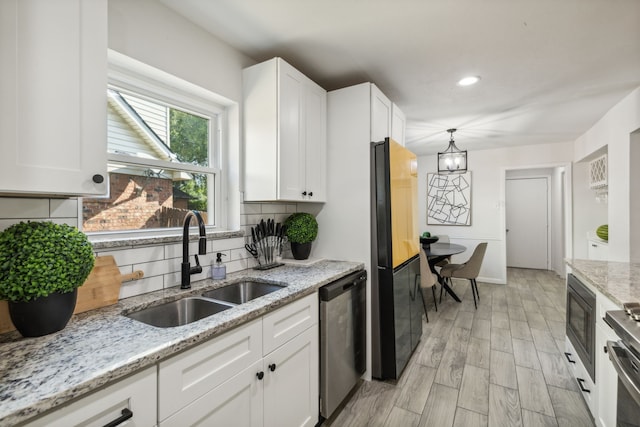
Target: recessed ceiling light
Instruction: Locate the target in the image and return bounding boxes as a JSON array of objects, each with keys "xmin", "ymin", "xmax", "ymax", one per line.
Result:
[{"xmin": 457, "ymin": 76, "xmax": 481, "ymax": 86}]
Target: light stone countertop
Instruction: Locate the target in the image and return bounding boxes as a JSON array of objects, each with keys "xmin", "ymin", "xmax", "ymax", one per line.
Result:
[
  {"xmin": 0, "ymin": 260, "xmax": 364, "ymax": 426},
  {"xmin": 565, "ymin": 258, "xmax": 640, "ymax": 307}
]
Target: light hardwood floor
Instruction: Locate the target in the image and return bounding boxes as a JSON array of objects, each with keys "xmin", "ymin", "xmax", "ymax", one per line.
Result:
[{"xmin": 323, "ymin": 268, "xmax": 595, "ymax": 427}]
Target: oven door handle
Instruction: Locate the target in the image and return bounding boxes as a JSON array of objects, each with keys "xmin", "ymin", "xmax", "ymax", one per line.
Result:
[{"xmin": 607, "ymin": 340, "xmax": 640, "ymax": 407}]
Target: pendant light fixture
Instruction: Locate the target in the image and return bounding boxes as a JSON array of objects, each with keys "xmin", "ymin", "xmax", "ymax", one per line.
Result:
[{"xmin": 438, "ymin": 128, "xmax": 467, "ymax": 174}]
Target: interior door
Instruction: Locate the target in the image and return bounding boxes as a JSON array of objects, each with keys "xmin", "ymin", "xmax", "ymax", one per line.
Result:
[{"xmin": 506, "ymin": 177, "xmax": 549, "ymax": 269}]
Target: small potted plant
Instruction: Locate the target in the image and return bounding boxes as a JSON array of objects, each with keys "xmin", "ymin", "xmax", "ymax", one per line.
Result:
[
  {"xmin": 0, "ymin": 221, "xmax": 95, "ymax": 337},
  {"xmin": 284, "ymin": 212, "xmax": 318, "ymax": 260}
]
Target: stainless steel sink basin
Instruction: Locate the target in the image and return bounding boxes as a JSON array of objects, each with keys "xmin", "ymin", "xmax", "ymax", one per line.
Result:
[
  {"xmin": 126, "ymin": 297, "xmax": 233, "ymax": 328},
  {"xmin": 202, "ymin": 281, "xmax": 285, "ymax": 304}
]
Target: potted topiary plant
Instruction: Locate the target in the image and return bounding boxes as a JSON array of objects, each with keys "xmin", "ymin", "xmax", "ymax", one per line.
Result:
[
  {"xmin": 0, "ymin": 221, "xmax": 95, "ymax": 337},
  {"xmin": 284, "ymin": 212, "xmax": 318, "ymax": 260}
]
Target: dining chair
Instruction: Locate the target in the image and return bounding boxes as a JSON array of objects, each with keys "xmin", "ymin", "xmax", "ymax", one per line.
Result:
[
  {"xmin": 439, "ymin": 242, "xmax": 488, "ymax": 309},
  {"xmin": 418, "ymin": 248, "xmax": 438, "ymax": 322}
]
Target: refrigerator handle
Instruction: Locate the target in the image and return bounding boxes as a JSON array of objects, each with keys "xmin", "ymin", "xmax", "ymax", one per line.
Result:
[{"xmin": 411, "ymin": 273, "xmax": 419, "ymax": 301}]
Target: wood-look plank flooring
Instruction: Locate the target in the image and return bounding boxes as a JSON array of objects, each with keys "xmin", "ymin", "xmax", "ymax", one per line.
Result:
[{"xmin": 323, "ymin": 268, "xmax": 595, "ymax": 427}]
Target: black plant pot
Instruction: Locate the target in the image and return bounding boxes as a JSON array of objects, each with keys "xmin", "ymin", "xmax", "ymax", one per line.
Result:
[
  {"xmin": 291, "ymin": 242, "xmax": 312, "ymax": 260},
  {"xmin": 8, "ymin": 289, "xmax": 77, "ymax": 337}
]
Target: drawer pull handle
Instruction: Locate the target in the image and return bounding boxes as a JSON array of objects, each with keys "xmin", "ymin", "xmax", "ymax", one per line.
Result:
[
  {"xmin": 256, "ymin": 371, "xmax": 264, "ymax": 380},
  {"xmin": 564, "ymin": 352, "xmax": 576, "ymax": 363},
  {"xmin": 102, "ymin": 408, "xmax": 133, "ymax": 427},
  {"xmin": 577, "ymin": 378, "xmax": 591, "ymax": 393},
  {"xmin": 269, "ymin": 363, "xmax": 277, "ymax": 372}
]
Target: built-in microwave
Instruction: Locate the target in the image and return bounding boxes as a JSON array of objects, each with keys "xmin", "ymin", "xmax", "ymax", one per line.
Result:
[{"xmin": 565, "ymin": 273, "xmax": 596, "ymax": 381}]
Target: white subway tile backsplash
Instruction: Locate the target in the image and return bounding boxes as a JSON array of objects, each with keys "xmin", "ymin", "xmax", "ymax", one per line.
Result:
[
  {"xmin": 119, "ymin": 276, "xmax": 163, "ymax": 299},
  {"xmin": 230, "ymin": 247, "xmax": 248, "ymax": 261},
  {"xmin": 0, "ymin": 199, "xmax": 298, "ymax": 300},
  {"xmin": 133, "ymin": 259, "xmax": 171, "ymax": 277},
  {"xmin": 241, "ymin": 203, "xmax": 262, "ymax": 215},
  {"xmin": 99, "ymin": 245, "xmax": 165, "ymax": 266},
  {"xmin": 261, "ymin": 203, "xmax": 284, "ymax": 214},
  {"xmin": 50, "ymin": 198, "xmax": 78, "ymax": 218},
  {"xmin": 0, "ymin": 197, "xmax": 49, "ymax": 218},
  {"xmin": 211, "ymin": 237, "xmax": 245, "ymax": 251},
  {"xmin": 227, "ymin": 258, "xmax": 248, "ymax": 274}
]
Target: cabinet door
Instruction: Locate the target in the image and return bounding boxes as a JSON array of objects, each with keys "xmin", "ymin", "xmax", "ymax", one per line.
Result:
[
  {"xmin": 596, "ymin": 320, "xmax": 619, "ymax": 427},
  {"xmin": 160, "ymin": 360, "xmax": 264, "ymax": 427},
  {"xmin": 303, "ymin": 80, "xmax": 327, "ymax": 202},
  {"xmin": 278, "ymin": 59, "xmax": 306, "ymax": 201},
  {"xmin": 264, "ymin": 324, "xmax": 319, "ymax": 427},
  {"xmin": 370, "ymin": 84, "xmax": 391, "ymax": 142},
  {"xmin": 391, "ymin": 104, "xmax": 406, "ymax": 146},
  {"xmin": 158, "ymin": 319, "xmax": 262, "ymax": 421},
  {"xmin": 26, "ymin": 367, "xmax": 157, "ymax": 427},
  {"xmin": 0, "ymin": 0, "xmax": 107, "ymax": 196},
  {"xmin": 588, "ymin": 240, "xmax": 609, "ymax": 261}
]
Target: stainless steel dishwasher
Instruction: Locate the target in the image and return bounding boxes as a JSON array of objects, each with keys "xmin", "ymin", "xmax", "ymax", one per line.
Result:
[{"xmin": 319, "ymin": 269, "xmax": 367, "ymax": 419}]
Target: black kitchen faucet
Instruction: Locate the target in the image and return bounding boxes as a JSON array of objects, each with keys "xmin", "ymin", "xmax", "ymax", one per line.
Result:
[{"xmin": 181, "ymin": 210, "xmax": 207, "ymax": 289}]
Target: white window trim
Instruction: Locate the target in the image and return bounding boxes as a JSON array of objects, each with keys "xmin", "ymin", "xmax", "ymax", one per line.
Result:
[{"xmin": 82, "ymin": 49, "xmax": 240, "ymax": 241}]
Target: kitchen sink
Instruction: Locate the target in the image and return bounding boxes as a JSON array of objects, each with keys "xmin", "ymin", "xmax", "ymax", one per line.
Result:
[
  {"xmin": 202, "ymin": 281, "xmax": 285, "ymax": 305},
  {"xmin": 125, "ymin": 297, "xmax": 233, "ymax": 328}
]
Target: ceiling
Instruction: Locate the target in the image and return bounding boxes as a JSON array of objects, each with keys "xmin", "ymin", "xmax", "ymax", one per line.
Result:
[{"xmin": 159, "ymin": 0, "xmax": 640, "ymax": 156}]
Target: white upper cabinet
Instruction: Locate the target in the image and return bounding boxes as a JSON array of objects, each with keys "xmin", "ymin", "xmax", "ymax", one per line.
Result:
[
  {"xmin": 391, "ymin": 103, "xmax": 406, "ymax": 146},
  {"xmin": 0, "ymin": 0, "xmax": 108, "ymax": 196},
  {"xmin": 244, "ymin": 57, "xmax": 327, "ymax": 202},
  {"xmin": 370, "ymin": 84, "xmax": 392, "ymax": 143}
]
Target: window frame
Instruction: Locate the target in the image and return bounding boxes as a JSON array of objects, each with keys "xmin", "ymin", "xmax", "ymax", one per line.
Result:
[{"xmin": 82, "ymin": 50, "xmax": 233, "ymax": 239}]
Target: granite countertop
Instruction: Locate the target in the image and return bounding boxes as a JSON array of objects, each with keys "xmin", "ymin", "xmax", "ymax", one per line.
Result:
[
  {"xmin": 0, "ymin": 260, "xmax": 364, "ymax": 426},
  {"xmin": 566, "ymin": 258, "xmax": 640, "ymax": 307}
]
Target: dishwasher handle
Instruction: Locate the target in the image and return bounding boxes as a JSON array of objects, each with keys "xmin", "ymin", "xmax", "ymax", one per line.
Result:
[{"xmin": 319, "ymin": 270, "xmax": 366, "ymax": 301}]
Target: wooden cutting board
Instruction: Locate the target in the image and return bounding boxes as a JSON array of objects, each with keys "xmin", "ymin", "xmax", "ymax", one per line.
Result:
[{"xmin": 0, "ymin": 256, "xmax": 143, "ymax": 334}]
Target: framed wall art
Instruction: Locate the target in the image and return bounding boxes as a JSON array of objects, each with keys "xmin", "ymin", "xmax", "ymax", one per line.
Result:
[{"xmin": 426, "ymin": 172, "xmax": 471, "ymax": 226}]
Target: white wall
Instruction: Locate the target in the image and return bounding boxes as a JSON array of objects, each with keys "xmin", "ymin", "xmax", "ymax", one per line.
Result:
[
  {"xmin": 108, "ymin": 0, "xmax": 253, "ymax": 103},
  {"xmin": 417, "ymin": 141, "xmax": 574, "ymax": 284},
  {"xmin": 573, "ymin": 87, "xmax": 640, "ymax": 262}
]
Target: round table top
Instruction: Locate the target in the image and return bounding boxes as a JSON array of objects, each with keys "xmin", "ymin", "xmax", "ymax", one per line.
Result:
[{"xmin": 424, "ymin": 242, "xmax": 467, "ymax": 257}]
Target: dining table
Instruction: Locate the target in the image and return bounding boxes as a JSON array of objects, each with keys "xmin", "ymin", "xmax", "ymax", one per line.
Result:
[{"xmin": 422, "ymin": 242, "xmax": 467, "ymax": 303}]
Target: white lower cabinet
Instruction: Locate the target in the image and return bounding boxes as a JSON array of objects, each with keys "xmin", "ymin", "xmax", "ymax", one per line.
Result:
[
  {"xmin": 264, "ymin": 325, "xmax": 319, "ymax": 427},
  {"xmin": 159, "ymin": 292, "xmax": 319, "ymax": 427},
  {"xmin": 160, "ymin": 359, "xmax": 264, "ymax": 427},
  {"xmin": 24, "ymin": 294, "xmax": 319, "ymax": 427},
  {"xmin": 158, "ymin": 319, "xmax": 263, "ymax": 422},
  {"xmin": 595, "ymin": 293, "xmax": 620, "ymax": 427},
  {"xmin": 26, "ymin": 366, "xmax": 157, "ymax": 427},
  {"xmin": 565, "ymin": 337, "xmax": 597, "ymax": 415}
]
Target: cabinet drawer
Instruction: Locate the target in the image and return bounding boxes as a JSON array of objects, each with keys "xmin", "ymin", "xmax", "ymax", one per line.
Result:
[
  {"xmin": 26, "ymin": 366, "xmax": 156, "ymax": 427},
  {"xmin": 263, "ymin": 292, "xmax": 318, "ymax": 355},
  {"xmin": 565, "ymin": 337, "xmax": 596, "ymax": 416},
  {"xmin": 158, "ymin": 318, "xmax": 262, "ymax": 421}
]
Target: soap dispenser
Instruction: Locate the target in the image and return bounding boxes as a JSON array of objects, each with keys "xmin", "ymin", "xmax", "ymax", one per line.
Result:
[{"xmin": 211, "ymin": 252, "xmax": 227, "ymax": 280}]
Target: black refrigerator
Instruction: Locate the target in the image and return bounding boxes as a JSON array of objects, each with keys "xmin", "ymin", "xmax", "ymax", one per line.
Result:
[{"xmin": 370, "ymin": 138, "xmax": 422, "ymax": 380}]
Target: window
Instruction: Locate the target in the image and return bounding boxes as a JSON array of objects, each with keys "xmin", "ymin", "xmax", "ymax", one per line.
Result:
[{"xmin": 82, "ymin": 51, "xmax": 233, "ymax": 235}]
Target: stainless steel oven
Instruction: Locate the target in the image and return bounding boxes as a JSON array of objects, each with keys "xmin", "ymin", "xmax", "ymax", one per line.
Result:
[
  {"xmin": 566, "ymin": 273, "xmax": 596, "ymax": 381},
  {"xmin": 605, "ymin": 307, "xmax": 640, "ymax": 426},
  {"xmin": 607, "ymin": 340, "xmax": 640, "ymax": 426}
]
